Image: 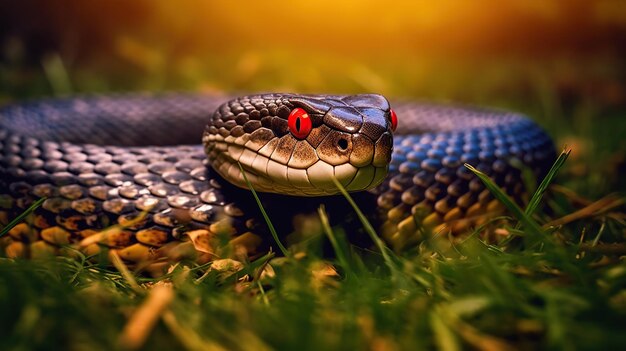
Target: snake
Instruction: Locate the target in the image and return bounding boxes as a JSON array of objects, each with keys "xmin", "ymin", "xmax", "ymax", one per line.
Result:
[{"xmin": 0, "ymin": 93, "xmax": 555, "ymax": 268}]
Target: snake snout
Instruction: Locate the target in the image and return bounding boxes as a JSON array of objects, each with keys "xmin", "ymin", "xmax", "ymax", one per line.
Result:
[{"xmin": 316, "ymin": 94, "xmax": 394, "ymax": 192}]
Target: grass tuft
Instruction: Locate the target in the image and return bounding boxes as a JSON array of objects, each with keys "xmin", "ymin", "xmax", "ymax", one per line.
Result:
[
  {"xmin": 330, "ymin": 177, "xmax": 399, "ymax": 272},
  {"xmin": 465, "ymin": 163, "xmax": 546, "ymax": 248}
]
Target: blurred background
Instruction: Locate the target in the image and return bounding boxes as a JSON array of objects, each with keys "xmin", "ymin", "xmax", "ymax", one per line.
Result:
[{"xmin": 1, "ymin": 0, "xmax": 625, "ymax": 196}]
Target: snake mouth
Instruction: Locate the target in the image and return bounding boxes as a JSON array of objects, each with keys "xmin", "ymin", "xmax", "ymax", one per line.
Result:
[{"xmin": 204, "ymin": 132, "xmax": 390, "ymax": 196}]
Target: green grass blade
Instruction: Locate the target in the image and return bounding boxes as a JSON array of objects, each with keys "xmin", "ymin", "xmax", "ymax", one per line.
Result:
[
  {"xmin": 317, "ymin": 205, "xmax": 354, "ymax": 279},
  {"xmin": 464, "ymin": 164, "xmax": 545, "ymax": 247},
  {"xmin": 0, "ymin": 197, "xmax": 46, "ymax": 238},
  {"xmin": 510, "ymin": 157, "xmax": 538, "ymax": 204},
  {"xmin": 237, "ymin": 162, "xmax": 289, "ymax": 257},
  {"xmin": 110, "ymin": 251, "xmax": 144, "ymax": 294},
  {"xmin": 524, "ymin": 148, "xmax": 571, "ymax": 217},
  {"xmin": 330, "ymin": 177, "xmax": 399, "ymax": 272},
  {"xmin": 431, "ymin": 306, "xmax": 461, "ymax": 351}
]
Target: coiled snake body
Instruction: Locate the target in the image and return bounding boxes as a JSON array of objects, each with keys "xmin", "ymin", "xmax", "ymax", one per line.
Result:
[{"xmin": 0, "ymin": 93, "xmax": 555, "ymax": 266}]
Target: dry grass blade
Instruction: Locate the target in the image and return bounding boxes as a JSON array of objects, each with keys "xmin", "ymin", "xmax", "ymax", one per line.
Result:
[
  {"xmin": 110, "ymin": 251, "xmax": 143, "ymax": 294},
  {"xmin": 550, "ymin": 184, "xmax": 593, "ymax": 207},
  {"xmin": 578, "ymin": 243, "xmax": 626, "ymax": 255},
  {"xmin": 119, "ymin": 284, "xmax": 175, "ymax": 350},
  {"xmin": 544, "ymin": 194, "xmax": 625, "ymax": 227}
]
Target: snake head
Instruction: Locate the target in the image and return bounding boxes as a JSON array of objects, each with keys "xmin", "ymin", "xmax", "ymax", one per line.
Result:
[{"xmin": 203, "ymin": 93, "xmax": 393, "ymax": 196}]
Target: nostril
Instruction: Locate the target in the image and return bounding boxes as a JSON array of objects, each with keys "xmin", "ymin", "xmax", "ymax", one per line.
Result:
[{"xmin": 337, "ymin": 138, "xmax": 348, "ymax": 151}]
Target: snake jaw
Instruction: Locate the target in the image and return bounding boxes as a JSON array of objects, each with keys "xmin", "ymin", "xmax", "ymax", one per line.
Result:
[{"xmin": 204, "ymin": 93, "xmax": 394, "ymax": 196}]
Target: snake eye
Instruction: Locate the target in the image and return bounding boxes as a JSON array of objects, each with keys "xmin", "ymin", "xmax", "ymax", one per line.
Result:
[
  {"xmin": 389, "ymin": 109, "xmax": 398, "ymax": 132},
  {"xmin": 288, "ymin": 108, "xmax": 312, "ymax": 139}
]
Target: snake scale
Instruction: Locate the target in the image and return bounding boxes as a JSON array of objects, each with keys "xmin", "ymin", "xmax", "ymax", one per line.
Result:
[{"xmin": 0, "ymin": 93, "xmax": 555, "ymax": 269}]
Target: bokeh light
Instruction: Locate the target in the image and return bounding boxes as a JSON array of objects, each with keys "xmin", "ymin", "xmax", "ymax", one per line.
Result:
[
  {"xmin": 1, "ymin": 0, "xmax": 624, "ymax": 96},
  {"xmin": 1, "ymin": 0, "xmax": 625, "ymax": 194}
]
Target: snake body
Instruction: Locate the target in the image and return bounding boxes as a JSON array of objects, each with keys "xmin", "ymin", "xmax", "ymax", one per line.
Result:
[{"xmin": 0, "ymin": 93, "xmax": 555, "ymax": 265}]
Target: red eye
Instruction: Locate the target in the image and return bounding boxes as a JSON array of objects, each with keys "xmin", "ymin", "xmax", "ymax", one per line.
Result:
[
  {"xmin": 390, "ymin": 109, "xmax": 398, "ymax": 132},
  {"xmin": 288, "ymin": 107, "xmax": 312, "ymax": 139}
]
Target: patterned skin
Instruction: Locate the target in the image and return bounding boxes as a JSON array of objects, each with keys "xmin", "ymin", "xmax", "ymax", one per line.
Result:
[{"xmin": 0, "ymin": 93, "xmax": 555, "ymax": 267}]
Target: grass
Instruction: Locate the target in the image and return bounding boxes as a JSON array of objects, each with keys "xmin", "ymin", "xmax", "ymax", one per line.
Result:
[
  {"xmin": 1, "ymin": 144, "xmax": 625, "ymax": 350},
  {"xmin": 238, "ymin": 162, "xmax": 289, "ymax": 258},
  {"xmin": 0, "ymin": 197, "xmax": 45, "ymax": 238},
  {"xmin": 1, "ymin": 39, "xmax": 626, "ymax": 349}
]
